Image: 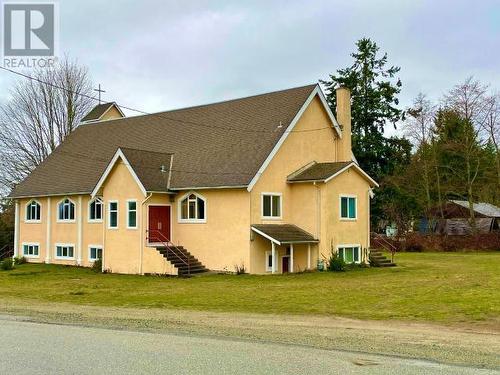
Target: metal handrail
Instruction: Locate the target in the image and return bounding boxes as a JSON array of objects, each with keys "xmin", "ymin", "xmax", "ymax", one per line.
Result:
[
  {"xmin": 146, "ymin": 230, "xmax": 190, "ymax": 275},
  {"xmin": 0, "ymin": 244, "xmax": 14, "ymax": 260},
  {"xmin": 371, "ymin": 232, "xmax": 397, "ymax": 262}
]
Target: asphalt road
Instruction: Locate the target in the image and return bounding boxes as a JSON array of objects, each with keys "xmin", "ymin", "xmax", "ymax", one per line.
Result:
[{"xmin": 0, "ymin": 318, "xmax": 496, "ymax": 374}]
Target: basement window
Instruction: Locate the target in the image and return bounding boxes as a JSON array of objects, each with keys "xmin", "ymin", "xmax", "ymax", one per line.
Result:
[
  {"xmin": 179, "ymin": 193, "xmax": 206, "ymax": 223},
  {"xmin": 26, "ymin": 200, "xmax": 41, "ymax": 222},
  {"xmin": 262, "ymin": 193, "xmax": 281, "ymax": 219},
  {"xmin": 338, "ymin": 246, "xmax": 360, "ymax": 264},
  {"xmin": 340, "ymin": 196, "xmax": 357, "ymax": 220},
  {"xmin": 89, "ymin": 198, "xmax": 103, "ymax": 222},
  {"xmin": 22, "ymin": 243, "xmax": 39, "ymax": 257},
  {"xmin": 58, "ymin": 198, "xmax": 75, "ymax": 222},
  {"xmin": 55, "ymin": 244, "xmax": 75, "ymax": 259},
  {"xmin": 89, "ymin": 246, "xmax": 103, "ymax": 261}
]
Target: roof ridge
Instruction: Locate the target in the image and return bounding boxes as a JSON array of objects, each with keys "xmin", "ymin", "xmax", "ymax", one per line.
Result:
[{"xmin": 79, "ymin": 83, "xmax": 318, "ymax": 127}]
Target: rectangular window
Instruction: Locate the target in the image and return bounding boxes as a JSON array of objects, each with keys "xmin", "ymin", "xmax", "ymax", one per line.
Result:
[
  {"xmin": 89, "ymin": 198, "xmax": 103, "ymax": 221},
  {"xmin": 89, "ymin": 246, "xmax": 103, "ymax": 261},
  {"xmin": 55, "ymin": 245, "xmax": 75, "ymax": 259},
  {"xmin": 265, "ymin": 251, "xmax": 273, "ymax": 272},
  {"xmin": 22, "ymin": 244, "xmax": 39, "ymax": 257},
  {"xmin": 127, "ymin": 200, "xmax": 137, "ymax": 229},
  {"xmin": 340, "ymin": 196, "xmax": 357, "ymax": 219},
  {"xmin": 108, "ymin": 201, "xmax": 118, "ymax": 228},
  {"xmin": 262, "ymin": 194, "xmax": 281, "ymax": 218},
  {"xmin": 338, "ymin": 246, "xmax": 360, "ymax": 264}
]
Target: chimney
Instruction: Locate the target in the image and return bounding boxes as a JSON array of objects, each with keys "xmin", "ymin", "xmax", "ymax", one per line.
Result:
[{"xmin": 336, "ymin": 86, "xmax": 351, "ymax": 162}]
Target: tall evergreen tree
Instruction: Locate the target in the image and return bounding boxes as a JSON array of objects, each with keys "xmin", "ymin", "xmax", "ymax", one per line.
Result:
[{"xmin": 321, "ymin": 38, "xmax": 405, "ymax": 181}]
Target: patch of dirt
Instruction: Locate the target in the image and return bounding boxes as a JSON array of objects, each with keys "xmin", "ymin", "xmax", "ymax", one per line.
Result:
[{"xmin": 0, "ymin": 299, "xmax": 498, "ymax": 370}]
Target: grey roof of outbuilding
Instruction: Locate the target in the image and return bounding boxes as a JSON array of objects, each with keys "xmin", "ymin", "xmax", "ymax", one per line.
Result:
[
  {"xmin": 251, "ymin": 224, "xmax": 318, "ymax": 244},
  {"xmin": 450, "ymin": 200, "xmax": 500, "ymax": 218},
  {"xmin": 287, "ymin": 161, "xmax": 352, "ymax": 182},
  {"xmin": 80, "ymin": 102, "xmax": 116, "ymax": 122},
  {"xmin": 10, "ymin": 84, "xmax": 318, "ymax": 198}
]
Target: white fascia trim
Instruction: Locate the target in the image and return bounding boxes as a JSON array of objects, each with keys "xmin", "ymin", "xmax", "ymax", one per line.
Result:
[
  {"xmin": 91, "ymin": 148, "xmax": 147, "ymax": 198},
  {"xmin": 250, "ymin": 226, "xmax": 281, "ymax": 245},
  {"xmin": 247, "ymin": 85, "xmax": 341, "ymax": 192},
  {"xmin": 324, "ymin": 163, "xmax": 379, "ymax": 188}
]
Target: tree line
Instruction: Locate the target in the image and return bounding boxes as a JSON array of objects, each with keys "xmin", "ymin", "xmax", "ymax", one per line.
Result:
[{"xmin": 322, "ymin": 38, "xmax": 499, "ymax": 234}]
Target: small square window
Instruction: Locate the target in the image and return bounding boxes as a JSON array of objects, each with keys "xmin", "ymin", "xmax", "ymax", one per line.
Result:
[
  {"xmin": 262, "ymin": 194, "xmax": 281, "ymax": 218},
  {"xmin": 89, "ymin": 247, "xmax": 103, "ymax": 261}
]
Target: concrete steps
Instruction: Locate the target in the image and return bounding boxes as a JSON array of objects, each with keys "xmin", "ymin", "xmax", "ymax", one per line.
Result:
[{"xmin": 369, "ymin": 250, "xmax": 396, "ymax": 267}]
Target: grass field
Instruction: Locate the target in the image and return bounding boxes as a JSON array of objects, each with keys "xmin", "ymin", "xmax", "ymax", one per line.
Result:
[{"xmin": 0, "ymin": 252, "xmax": 498, "ymax": 324}]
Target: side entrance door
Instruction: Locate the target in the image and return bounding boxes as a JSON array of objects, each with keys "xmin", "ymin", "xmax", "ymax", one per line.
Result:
[
  {"xmin": 148, "ymin": 206, "xmax": 171, "ymax": 243},
  {"xmin": 282, "ymin": 256, "xmax": 290, "ymax": 273}
]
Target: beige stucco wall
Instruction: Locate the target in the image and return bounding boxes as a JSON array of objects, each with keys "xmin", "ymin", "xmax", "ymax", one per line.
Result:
[
  {"xmin": 16, "ymin": 93, "xmax": 371, "ymax": 275},
  {"xmin": 100, "ymin": 106, "xmax": 123, "ymax": 121},
  {"xmin": 170, "ymin": 189, "xmax": 250, "ymax": 272},
  {"xmin": 320, "ymin": 169, "xmax": 371, "ymax": 261}
]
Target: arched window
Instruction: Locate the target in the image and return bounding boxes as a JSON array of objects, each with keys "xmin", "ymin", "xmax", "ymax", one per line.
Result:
[
  {"xmin": 88, "ymin": 198, "xmax": 103, "ymax": 222},
  {"xmin": 58, "ymin": 198, "xmax": 75, "ymax": 221},
  {"xmin": 26, "ymin": 200, "xmax": 41, "ymax": 222},
  {"xmin": 179, "ymin": 193, "xmax": 206, "ymax": 222}
]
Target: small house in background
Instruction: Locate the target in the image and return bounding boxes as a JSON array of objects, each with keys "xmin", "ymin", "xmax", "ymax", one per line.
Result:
[{"xmin": 421, "ymin": 200, "xmax": 500, "ymax": 235}]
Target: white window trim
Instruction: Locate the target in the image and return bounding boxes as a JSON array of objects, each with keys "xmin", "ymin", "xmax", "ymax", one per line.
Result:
[
  {"xmin": 88, "ymin": 244, "xmax": 103, "ymax": 262},
  {"xmin": 177, "ymin": 192, "xmax": 207, "ymax": 223},
  {"xmin": 337, "ymin": 244, "xmax": 361, "ymax": 264},
  {"xmin": 54, "ymin": 243, "xmax": 76, "ymax": 260},
  {"xmin": 261, "ymin": 192, "xmax": 283, "ymax": 220},
  {"xmin": 56, "ymin": 198, "xmax": 76, "ymax": 223},
  {"xmin": 265, "ymin": 251, "xmax": 273, "ymax": 272},
  {"xmin": 126, "ymin": 199, "xmax": 138, "ymax": 229},
  {"xmin": 88, "ymin": 197, "xmax": 103, "ymax": 223},
  {"xmin": 339, "ymin": 194, "xmax": 357, "ymax": 221},
  {"xmin": 107, "ymin": 200, "xmax": 119, "ymax": 229},
  {"xmin": 22, "ymin": 242, "xmax": 40, "ymax": 258},
  {"xmin": 24, "ymin": 200, "xmax": 41, "ymax": 223}
]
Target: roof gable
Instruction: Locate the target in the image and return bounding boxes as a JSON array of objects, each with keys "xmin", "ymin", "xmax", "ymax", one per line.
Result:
[{"xmin": 81, "ymin": 102, "xmax": 124, "ymax": 123}]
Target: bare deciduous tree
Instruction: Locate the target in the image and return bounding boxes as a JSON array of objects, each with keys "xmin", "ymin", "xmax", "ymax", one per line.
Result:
[
  {"xmin": 0, "ymin": 57, "xmax": 94, "ymax": 193},
  {"xmin": 403, "ymin": 93, "xmax": 436, "ymax": 217}
]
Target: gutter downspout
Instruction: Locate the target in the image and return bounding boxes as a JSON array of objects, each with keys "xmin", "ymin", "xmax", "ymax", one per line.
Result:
[
  {"xmin": 139, "ymin": 193, "xmax": 153, "ymax": 275},
  {"xmin": 314, "ymin": 181, "xmax": 321, "ymax": 267},
  {"xmin": 13, "ymin": 200, "xmax": 19, "ymax": 259}
]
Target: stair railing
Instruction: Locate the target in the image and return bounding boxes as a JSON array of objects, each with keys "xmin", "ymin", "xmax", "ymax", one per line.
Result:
[
  {"xmin": 0, "ymin": 244, "xmax": 14, "ymax": 260},
  {"xmin": 146, "ymin": 230, "xmax": 190, "ymax": 276},
  {"xmin": 371, "ymin": 232, "xmax": 397, "ymax": 263}
]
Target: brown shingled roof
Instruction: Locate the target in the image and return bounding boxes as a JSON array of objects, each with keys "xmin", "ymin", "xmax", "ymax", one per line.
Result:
[
  {"xmin": 287, "ymin": 161, "xmax": 352, "ymax": 182},
  {"xmin": 251, "ymin": 224, "xmax": 318, "ymax": 244},
  {"xmin": 10, "ymin": 84, "xmax": 318, "ymax": 198}
]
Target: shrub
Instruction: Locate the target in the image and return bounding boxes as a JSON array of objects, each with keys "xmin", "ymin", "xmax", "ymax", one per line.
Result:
[
  {"xmin": 91, "ymin": 258, "xmax": 102, "ymax": 273},
  {"xmin": 0, "ymin": 258, "xmax": 14, "ymax": 271},
  {"xmin": 327, "ymin": 251, "xmax": 345, "ymax": 272},
  {"xmin": 14, "ymin": 256, "xmax": 26, "ymax": 265},
  {"xmin": 234, "ymin": 263, "xmax": 246, "ymax": 275}
]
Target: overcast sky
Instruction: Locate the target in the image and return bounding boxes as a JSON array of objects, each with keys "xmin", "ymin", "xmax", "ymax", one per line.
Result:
[{"xmin": 0, "ymin": 0, "xmax": 499, "ymax": 135}]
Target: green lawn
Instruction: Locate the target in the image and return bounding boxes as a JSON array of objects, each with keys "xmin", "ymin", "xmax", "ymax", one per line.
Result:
[{"xmin": 1, "ymin": 252, "xmax": 499, "ymax": 324}]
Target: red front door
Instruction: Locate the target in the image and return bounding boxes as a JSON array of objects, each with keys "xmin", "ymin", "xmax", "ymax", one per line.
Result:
[{"xmin": 148, "ymin": 206, "xmax": 171, "ymax": 243}]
